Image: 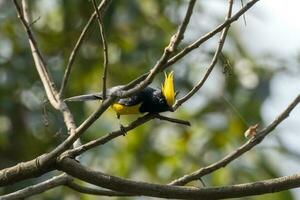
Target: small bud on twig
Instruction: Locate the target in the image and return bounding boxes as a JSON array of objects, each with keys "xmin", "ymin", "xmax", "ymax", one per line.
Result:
[{"xmin": 244, "ymin": 123, "xmax": 259, "ymax": 138}]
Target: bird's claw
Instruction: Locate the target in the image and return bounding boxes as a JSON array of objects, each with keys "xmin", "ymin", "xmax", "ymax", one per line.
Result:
[{"xmin": 120, "ymin": 124, "xmax": 127, "ymax": 136}]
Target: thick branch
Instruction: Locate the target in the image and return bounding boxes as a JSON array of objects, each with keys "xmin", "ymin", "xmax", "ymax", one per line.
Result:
[
  {"xmin": 170, "ymin": 94, "xmax": 300, "ymax": 186},
  {"xmin": 0, "ymin": 157, "xmax": 54, "ymax": 186},
  {"xmin": 58, "ymin": 158, "xmax": 300, "ymax": 199},
  {"xmin": 66, "ymin": 181, "xmax": 133, "ymax": 197}
]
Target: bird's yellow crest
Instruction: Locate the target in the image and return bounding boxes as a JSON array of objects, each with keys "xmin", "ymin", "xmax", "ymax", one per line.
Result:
[{"xmin": 162, "ymin": 71, "xmax": 175, "ymax": 107}]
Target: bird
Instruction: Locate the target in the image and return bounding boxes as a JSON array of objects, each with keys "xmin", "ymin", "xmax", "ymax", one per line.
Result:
[{"xmin": 65, "ymin": 71, "xmax": 176, "ymax": 119}]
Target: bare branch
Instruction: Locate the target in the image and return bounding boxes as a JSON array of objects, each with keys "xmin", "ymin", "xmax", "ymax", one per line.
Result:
[
  {"xmin": 169, "ymin": 0, "xmax": 197, "ymax": 51},
  {"xmin": 59, "ymin": 0, "xmax": 112, "ymax": 97},
  {"xmin": 62, "ymin": 113, "xmax": 190, "ymax": 158},
  {"xmin": 8, "ymin": 0, "xmax": 79, "ymax": 184},
  {"xmin": 0, "ymin": 174, "xmax": 71, "ymax": 200},
  {"xmin": 4, "ymin": 0, "xmax": 267, "ymax": 197},
  {"xmin": 154, "ymin": 114, "xmax": 191, "ymax": 126},
  {"xmin": 173, "ymin": 0, "xmax": 234, "ymax": 109},
  {"xmin": 66, "ymin": 181, "xmax": 133, "ymax": 197},
  {"xmin": 0, "ymin": 156, "xmax": 54, "ymax": 186},
  {"xmin": 170, "ymin": 94, "xmax": 300, "ymax": 186},
  {"xmin": 58, "ymin": 157, "xmax": 300, "ymax": 199},
  {"xmin": 62, "ymin": 113, "xmax": 155, "ymax": 158},
  {"xmin": 117, "ymin": 0, "xmax": 260, "ymax": 103},
  {"xmin": 13, "ymin": 0, "xmax": 77, "ymax": 136},
  {"xmin": 5, "ymin": 0, "xmax": 115, "ymax": 185},
  {"xmin": 91, "ymin": 0, "xmax": 109, "ymax": 100},
  {"xmin": 13, "ymin": 0, "xmax": 59, "ymax": 108},
  {"xmin": 166, "ymin": 0, "xmax": 260, "ymax": 67},
  {"xmin": 119, "ymin": 0, "xmax": 197, "ymax": 99}
]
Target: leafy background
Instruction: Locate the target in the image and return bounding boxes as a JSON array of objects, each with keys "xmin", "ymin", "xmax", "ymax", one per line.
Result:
[{"xmin": 0, "ymin": 0, "xmax": 299, "ymax": 199}]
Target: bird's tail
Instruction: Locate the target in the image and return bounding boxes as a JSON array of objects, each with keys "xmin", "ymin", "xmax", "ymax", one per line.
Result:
[
  {"xmin": 65, "ymin": 93, "xmax": 102, "ymax": 102},
  {"xmin": 65, "ymin": 86, "xmax": 124, "ymax": 102}
]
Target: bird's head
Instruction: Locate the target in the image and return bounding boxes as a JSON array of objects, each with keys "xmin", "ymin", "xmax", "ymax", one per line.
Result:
[{"xmin": 162, "ymin": 71, "xmax": 175, "ymax": 110}]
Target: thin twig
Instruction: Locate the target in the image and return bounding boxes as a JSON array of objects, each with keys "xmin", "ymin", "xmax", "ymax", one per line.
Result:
[
  {"xmin": 59, "ymin": 0, "xmax": 112, "ymax": 97},
  {"xmin": 0, "ymin": 174, "xmax": 72, "ymax": 200},
  {"xmin": 173, "ymin": 0, "xmax": 234, "ymax": 110},
  {"xmin": 155, "ymin": 114, "xmax": 191, "ymax": 126},
  {"xmin": 169, "ymin": 94, "xmax": 300, "ymax": 186},
  {"xmin": 240, "ymin": 0, "xmax": 247, "ymax": 26},
  {"xmin": 169, "ymin": 0, "xmax": 197, "ymax": 51},
  {"xmin": 91, "ymin": 0, "xmax": 109, "ymax": 100},
  {"xmin": 12, "ymin": 0, "xmax": 79, "ymax": 162},
  {"xmin": 166, "ymin": 0, "xmax": 259, "ymax": 67},
  {"xmin": 62, "ymin": 113, "xmax": 155, "ymax": 158},
  {"xmin": 62, "ymin": 113, "xmax": 190, "ymax": 158}
]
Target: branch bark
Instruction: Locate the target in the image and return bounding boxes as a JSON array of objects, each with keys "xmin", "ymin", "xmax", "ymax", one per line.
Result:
[
  {"xmin": 173, "ymin": 0, "xmax": 233, "ymax": 109},
  {"xmin": 91, "ymin": 0, "xmax": 109, "ymax": 100},
  {"xmin": 0, "ymin": 174, "xmax": 71, "ymax": 200},
  {"xmin": 170, "ymin": 94, "xmax": 300, "ymax": 186},
  {"xmin": 166, "ymin": 0, "xmax": 260, "ymax": 67},
  {"xmin": 59, "ymin": 0, "xmax": 112, "ymax": 96},
  {"xmin": 117, "ymin": 0, "xmax": 197, "ymax": 99},
  {"xmin": 66, "ymin": 181, "xmax": 133, "ymax": 197},
  {"xmin": 58, "ymin": 157, "xmax": 300, "ymax": 199}
]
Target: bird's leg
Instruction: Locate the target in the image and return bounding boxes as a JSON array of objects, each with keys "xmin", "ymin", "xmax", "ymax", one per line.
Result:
[{"xmin": 117, "ymin": 114, "xmax": 127, "ymax": 136}]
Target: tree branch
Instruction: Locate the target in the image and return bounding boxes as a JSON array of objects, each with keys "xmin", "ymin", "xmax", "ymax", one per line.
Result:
[
  {"xmin": 170, "ymin": 94, "xmax": 300, "ymax": 186},
  {"xmin": 166, "ymin": 0, "xmax": 260, "ymax": 67},
  {"xmin": 13, "ymin": 0, "xmax": 58, "ymax": 108},
  {"xmin": 168, "ymin": 0, "xmax": 197, "ymax": 51},
  {"xmin": 62, "ymin": 113, "xmax": 190, "ymax": 158},
  {"xmin": 0, "ymin": 174, "xmax": 71, "ymax": 200},
  {"xmin": 66, "ymin": 181, "xmax": 133, "ymax": 197},
  {"xmin": 154, "ymin": 114, "xmax": 191, "ymax": 126},
  {"xmin": 0, "ymin": 157, "xmax": 54, "ymax": 186},
  {"xmin": 59, "ymin": 0, "xmax": 112, "ymax": 97},
  {"xmin": 7, "ymin": 0, "xmax": 79, "ymax": 184},
  {"xmin": 61, "ymin": 113, "xmax": 155, "ymax": 158},
  {"xmin": 173, "ymin": 0, "xmax": 233, "ymax": 109},
  {"xmin": 58, "ymin": 157, "xmax": 300, "ymax": 199},
  {"xmin": 3, "ymin": 0, "xmax": 263, "ymax": 196},
  {"xmin": 91, "ymin": 0, "xmax": 109, "ymax": 100},
  {"xmin": 118, "ymin": 0, "xmax": 197, "ymax": 99}
]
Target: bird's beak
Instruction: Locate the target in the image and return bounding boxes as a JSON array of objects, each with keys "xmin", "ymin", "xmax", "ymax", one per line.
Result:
[{"xmin": 162, "ymin": 71, "xmax": 175, "ymax": 107}]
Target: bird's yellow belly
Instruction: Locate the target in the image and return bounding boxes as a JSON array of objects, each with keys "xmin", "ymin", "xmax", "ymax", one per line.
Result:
[{"xmin": 111, "ymin": 103, "xmax": 141, "ymax": 115}]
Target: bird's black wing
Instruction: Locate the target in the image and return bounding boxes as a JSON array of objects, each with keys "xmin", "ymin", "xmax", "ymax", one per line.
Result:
[{"xmin": 116, "ymin": 87, "xmax": 157, "ymax": 107}]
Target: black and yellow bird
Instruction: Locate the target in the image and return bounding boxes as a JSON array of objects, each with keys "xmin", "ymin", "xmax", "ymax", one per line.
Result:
[{"xmin": 65, "ymin": 72, "xmax": 176, "ymax": 118}]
